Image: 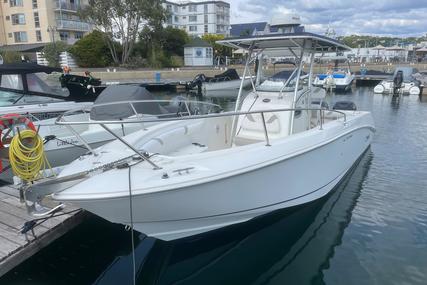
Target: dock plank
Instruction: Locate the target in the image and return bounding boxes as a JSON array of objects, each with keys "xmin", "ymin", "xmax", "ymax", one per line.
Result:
[{"xmin": 0, "ymin": 185, "xmax": 85, "ymax": 277}]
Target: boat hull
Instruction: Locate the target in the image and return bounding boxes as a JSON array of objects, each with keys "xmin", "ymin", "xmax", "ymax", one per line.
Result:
[
  {"xmin": 61, "ymin": 123, "xmax": 374, "ymax": 241},
  {"xmin": 203, "ymin": 77, "xmax": 253, "ymax": 93}
]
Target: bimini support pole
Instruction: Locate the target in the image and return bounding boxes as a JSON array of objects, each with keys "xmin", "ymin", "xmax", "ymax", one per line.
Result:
[
  {"xmin": 307, "ymin": 47, "xmax": 316, "ymax": 128},
  {"xmin": 230, "ymin": 45, "xmax": 254, "ymax": 143},
  {"xmin": 289, "ymin": 40, "xmax": 306, "ymax": 135}
]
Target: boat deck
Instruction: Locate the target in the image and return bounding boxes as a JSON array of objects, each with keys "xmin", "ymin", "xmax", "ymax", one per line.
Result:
[{"xmin": 0, "ymin": 185, "xmax": 85, "ymax": 277}]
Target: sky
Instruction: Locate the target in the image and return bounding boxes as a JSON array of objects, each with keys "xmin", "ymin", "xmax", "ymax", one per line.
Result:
[{"xmin": 177, "ymin": 0, "xmax": 427, "ymax": 37}]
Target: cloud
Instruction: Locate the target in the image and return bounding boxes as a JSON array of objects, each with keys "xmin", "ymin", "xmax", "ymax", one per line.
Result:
[{"xmin": 230, "ymin": 0, "xmax": 427, "ymax": 36}]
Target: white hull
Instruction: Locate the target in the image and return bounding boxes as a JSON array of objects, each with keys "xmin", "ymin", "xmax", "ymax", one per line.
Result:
[
  {"xmin": 54, "ymin": 113, "xmax": 374, "ymax": 241},
  {"xmin": 203, "ymin": 77, "xmax": 253, "ymax": 93},
  {"xmin": 313, "ymin": 75, "xmax": 354, "ymax": 91}
]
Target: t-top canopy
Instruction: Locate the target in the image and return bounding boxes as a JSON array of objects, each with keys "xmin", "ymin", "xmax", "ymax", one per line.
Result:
[
  {"xmin": 217, "ymin": 32, "xmax": 350, "ymax": 52},
  {"xmin": 0, "ymin": 63, "xmax": 62, "ymax": 75}
]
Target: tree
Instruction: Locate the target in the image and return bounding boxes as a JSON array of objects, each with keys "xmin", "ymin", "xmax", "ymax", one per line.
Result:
[
  {"xmin": 202, "ymin": 34, "xmax": 232, "ymax": 58},
  {"xmin": 69, "ymin": 31, "xmax": 114, "ymax": 67},
  {"xmin": 81, "ymin": 0, "xmax": 167, "ymax": 64},
  {"xmin": 42, "ymin": 41, "xmax": 68, "ymax": 67},
  {"xmin": 0, "ymin": 50, "xmax": 21, "ymax": 63},
  {"xmin": 162, "ymin": 27, "xmax": 189, "ymax": 56}
]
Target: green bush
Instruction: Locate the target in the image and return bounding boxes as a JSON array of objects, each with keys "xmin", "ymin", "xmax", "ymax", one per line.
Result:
[
  {"xmin": 69, "ymin": 31, "xmax": 114, "ymax": 68},
  {"xmin": 42, "ymin": 41, "xmax": 68, "ymax": 67},
  {"xmin": 0, "ymin": 50, "xmax": 22, "ymax": 63},
  {"xmin": 168, "ymin": 55, "xmax": 183, "ymax": 68}
]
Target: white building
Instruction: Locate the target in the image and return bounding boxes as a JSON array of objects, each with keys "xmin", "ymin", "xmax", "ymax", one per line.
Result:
[
  {"xmin": 184, "ymin": 37, "xmax": 213, "ymax": 66},
  {"xmin": 163, "ymin": 1, "xmax": 230, "ymax": 37}
]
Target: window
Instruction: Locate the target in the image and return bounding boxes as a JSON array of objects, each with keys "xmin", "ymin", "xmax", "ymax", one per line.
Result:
[
  {"xmin": 8, "ymin": 33, "xmax": 12, "ymax": 38},
  {"xmin": 75, "ymin": 31, "xmax": 84, "ymax": 39},
  {"xmin": 14, "ymin": 31, "xmax": 27, "ymax": 42},
  {"xmin": 32, "ymin": 0, "xmax": 37, "ymax": 9},
  {"xmin": 204, "ymin": 25, "xmax": 208, "ymax": 33},
  {"xmin": 189, "ymin": 15, "xmax": 197, "ymax": 22},
  {"xmin": 34, "ymin": 12, "xmax": 40, "ymax": 28},
  {"xmin": 10, "ymin": 0, "xmax": 23, "ymax": 7},
  {"xmin": 189, "ymin": 5, "xmax": 197, "ymax": 12},
  {"xmin": 60, "ymin": 31, "xmax": 69, "ymax": 41},
  {"xmin": 182, "ymin": 16, "xmax": 186, "ymax": 20},
  {"xmin": 166, "ymin": 4, "xmax": 172, "ymax": 12},
  {"xmin": 204, "ymin": 4, "xmax": 208, "ymax": 13},
  {"xmin": 174, "ymin": 16, "xmax": 178, "ymax": 22},
  {"xmin": 11, "ymin": 14, "xmax": 26, "ymax": 25},
  {"xmin": 206, "ymin": 47, "xmax": 213, "ymax": 58},
  {"xmin": 36, "ymin": 30, "xmax": 42, "ymax": 41},
  {"xmin": 5, "ymin": 16, "xmax": 10, "ymax": 21},
  {"xmin": 204, "ymin": 14, "xmax": 208, "ymax": 24},
  {"xmin": 189, "ymin": 25, "xmax": 197, "ymax": 32}
]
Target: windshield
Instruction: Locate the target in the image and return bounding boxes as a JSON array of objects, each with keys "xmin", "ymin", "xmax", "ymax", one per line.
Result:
[{"xmin": 0, "ymin": 72, "xmax": 68, "ymax": 106}]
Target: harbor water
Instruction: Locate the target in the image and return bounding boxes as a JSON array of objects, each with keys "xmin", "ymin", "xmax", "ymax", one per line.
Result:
[{"xmin": 1, "ymin": 87, "xmax": 427, "ymax": 285}]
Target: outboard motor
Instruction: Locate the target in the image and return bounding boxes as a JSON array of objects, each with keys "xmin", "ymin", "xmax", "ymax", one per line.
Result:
[
  {"xmin": 393, "ymin": 70, "xmax": 404, "ymax": 95},
  {"xmin": 187, "ymin": 73, "xmax": 206, "ymax": 95},
  {"xmin": 333, "ymin": 101, "xmax": 357, "ymax": 111}
]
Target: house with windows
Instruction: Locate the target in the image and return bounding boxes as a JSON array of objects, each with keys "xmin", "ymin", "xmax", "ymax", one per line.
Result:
[
  {"xmin": 0, "ymin": 0, "xmax": 92, "ymax": 54},
  {"xmin": 163, "ymin": 1, "xmax": 230, "ymax": 37}
]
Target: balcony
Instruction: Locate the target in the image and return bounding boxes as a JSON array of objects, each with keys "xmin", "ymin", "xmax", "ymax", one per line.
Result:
[
  {"xmin": 56, "ymin": 20, "xmax": 90, "ymax": 31},
  {"xmin": 55, "ymin": 1, "xmax": 80, "ymax": 12}
]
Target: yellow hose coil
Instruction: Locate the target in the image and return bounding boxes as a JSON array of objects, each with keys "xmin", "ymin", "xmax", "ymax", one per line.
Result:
[{"xmin": 9, "ymin": 129, "xmax": 53, "ymax": 182}]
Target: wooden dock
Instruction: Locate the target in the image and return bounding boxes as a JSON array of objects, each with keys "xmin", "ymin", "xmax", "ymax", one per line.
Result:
[{"xmin": 0, "ymin": 185, "xmax": 85, "ymax": 277}]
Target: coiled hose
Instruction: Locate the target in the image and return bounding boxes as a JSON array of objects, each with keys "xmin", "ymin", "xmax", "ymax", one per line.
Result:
[{"xmin": 9, "ymin": 129, "xmax": 52, "ymax": 182}]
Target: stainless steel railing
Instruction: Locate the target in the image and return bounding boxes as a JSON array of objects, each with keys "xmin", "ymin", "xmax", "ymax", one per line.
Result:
[{"xmin": 54, "ymin": 99, "xmax": 348, "ymax": 168}]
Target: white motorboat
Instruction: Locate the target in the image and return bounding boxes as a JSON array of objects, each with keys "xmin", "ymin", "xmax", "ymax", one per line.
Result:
[
  {"xmin": 374, "ymin": 66, "xmax": 421, "ymax": 95},
  {"xmin": 313, "ymin": 56, "xmax": 355, "ymax": 91},
  {"xmin": 22, "ymin": 32, "xmax": 375, "ymax": 241},
  {"xmin": 187, "ymin": 68, "xmax": 254, "ymax": 94}
]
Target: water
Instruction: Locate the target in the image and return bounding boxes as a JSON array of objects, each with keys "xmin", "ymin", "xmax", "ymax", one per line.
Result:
[{"xmin": 2, "ymin": 87, "xmax": 427, "ymax": 285}]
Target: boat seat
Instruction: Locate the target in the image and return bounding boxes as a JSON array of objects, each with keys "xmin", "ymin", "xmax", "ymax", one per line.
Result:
[
  {"xmin": 234, "ymin": 113, "xmax": 281, "ymax": 146},
  {"xmin": 141, "ymin": 122, "xmax": 203, "ymax": 155}
]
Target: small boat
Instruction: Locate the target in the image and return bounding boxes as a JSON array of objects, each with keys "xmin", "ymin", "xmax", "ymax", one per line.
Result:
[
  {"xmin": 313, "ymin": 56, "xmax": 354, "ymax": 91},
  {"xmin": 0, "ymin": 63, "xmax": 94, "ymax": 119},
  {"xmin": 22, "ymin": 32, "xmax": 375, "ymax": 241},
  {"xmin": 187, "ymin": 68, "xmax": 253, "ymax": 94},
  {"xmin": 374, "ymin": 66, "xmax": 421, "ymax": 95}
]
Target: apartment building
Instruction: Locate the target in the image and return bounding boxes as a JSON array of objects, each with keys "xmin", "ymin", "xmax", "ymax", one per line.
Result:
[
  {"xmin": 0, "ymin": 0, "xmax": 92, "ymax": 48},
  {"xmin": 163, "ymin": 1, "xmax": 230, "ymax": 37}
]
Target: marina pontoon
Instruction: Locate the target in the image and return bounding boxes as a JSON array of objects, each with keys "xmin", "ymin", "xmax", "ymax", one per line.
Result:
[{"xmin": 21, "ymin": 32, "xmax": 375, "ymax": 241}]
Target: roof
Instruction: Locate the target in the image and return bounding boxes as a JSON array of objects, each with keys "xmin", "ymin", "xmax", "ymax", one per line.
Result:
[
  {"xmin": 230, "ymin": 22, "xmax": 268, "ymax": 37},
  {"xmin": 217, "ymin": 32, "xmax": 351, "ymax": 52},
  {"xmin": 0, "ymin": 43, "xmax": 47, "ymax": 52},
  {"xmin": 184, "ymin": 37, "xmax": 212, "ymax": 48},
  {"xmin": 164, "ymin": 1, "xmax": 230, "ymax": 7},
  {"xmin": 372, "ymin": 45, "xmax": 385, "ymax": 50},
  {"xmin": 0, "ymin": 63, "xmax": 62, "ymax": 74}
]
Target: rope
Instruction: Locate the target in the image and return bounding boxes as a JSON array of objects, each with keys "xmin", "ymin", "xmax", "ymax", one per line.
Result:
[
  {"xmin": 9, "ymin": 129, "xmax": 54, "ymax": 182},
  {"xmin": 20, "ymin": 208, "xmax": 82, "ymax": 234}
]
